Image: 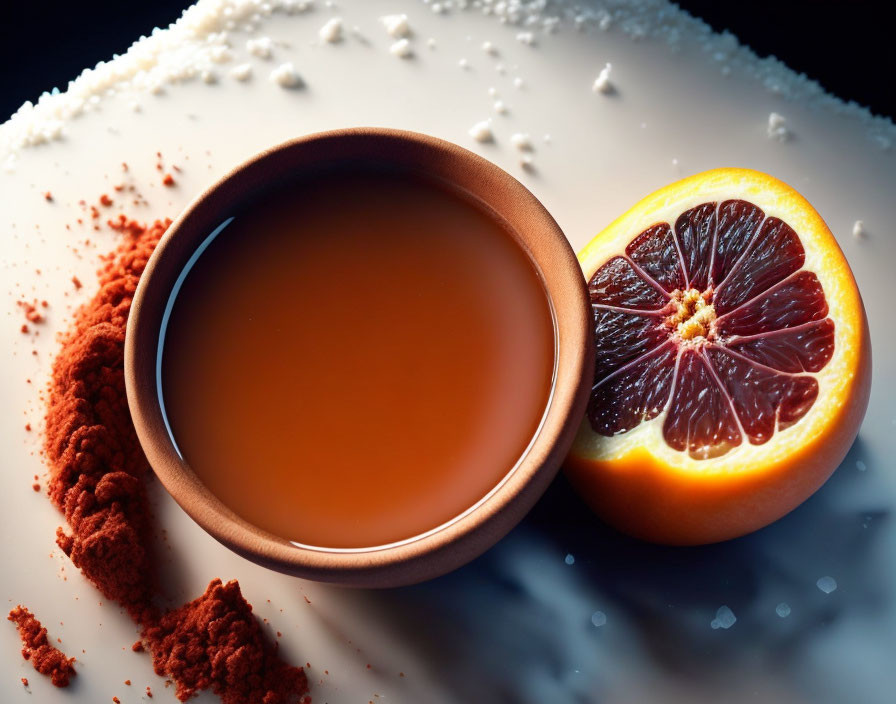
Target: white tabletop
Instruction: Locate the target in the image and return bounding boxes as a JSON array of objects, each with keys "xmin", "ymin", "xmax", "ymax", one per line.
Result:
[{"xmin": 1, "ymin": 2, "xmax": 894, "ymax": 702}]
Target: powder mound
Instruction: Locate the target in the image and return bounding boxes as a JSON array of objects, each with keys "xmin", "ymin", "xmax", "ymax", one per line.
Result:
[
  {"xmin": 7, "ymin": 606, "xmax": 76, "ymax": 687},
  {"xmin": 141, "ymin": 579, "xmax": 308, "ymax": 704},
  {"xmin": 41, "ymin": 215, "xmax": 309, "ymax": 704},
  {"xmin": 45, "ymin": 218, "xmax": 170, "ymax": 624}
]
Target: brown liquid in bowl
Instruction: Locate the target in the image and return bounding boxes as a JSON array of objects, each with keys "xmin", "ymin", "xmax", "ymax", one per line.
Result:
[{"xmin": 161, "ymin": 167, "xmax": 555, "ymax": 548}]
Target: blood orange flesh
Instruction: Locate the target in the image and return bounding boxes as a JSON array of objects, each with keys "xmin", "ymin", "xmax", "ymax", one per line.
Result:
[
  {"xmin": 567, "ymin": 168, "xmax": 870, "ymax": 545},
  {"xmin": 588, "ymin": 199, "xmax": 834, "ymax": 460}
]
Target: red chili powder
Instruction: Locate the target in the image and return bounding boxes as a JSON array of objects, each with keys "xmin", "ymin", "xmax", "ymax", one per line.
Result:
[
  {"xmin": 142, "ymin": 579, "xmax": 307, "ymax": 704},
  {"xmin": 45, "ymin": 219, "xmax": 167, "ymax": 623},
  {"xmin": 42, "ymin": 216, "xmax": 309, "ymax": 703},
  {"xmin": 18, "ymin": 300, "xmax": 45, "ymax": 324},
  {"xmin": 7, "ymin": 606, "xmax": 76, "ymax": 687}
]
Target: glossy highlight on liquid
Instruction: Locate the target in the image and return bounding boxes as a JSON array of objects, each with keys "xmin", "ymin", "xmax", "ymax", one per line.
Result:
[{"xmin": 161, "ymin": 167, "xmax": 556, "ymax": 549}]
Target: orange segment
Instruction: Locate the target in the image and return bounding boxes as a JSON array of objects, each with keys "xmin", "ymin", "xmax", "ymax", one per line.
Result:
[{"xmin": 566, "ymin": 168, "xmax": 871, "ymax": 545}]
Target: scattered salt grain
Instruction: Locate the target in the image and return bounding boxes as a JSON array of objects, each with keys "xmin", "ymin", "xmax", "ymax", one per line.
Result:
[
  {"xmin": 767, "ymin": 112, "xmax": 790, "ymax": 141},
  {"xmin": 230, "ymin": 63, "xmax": 252, "ymax": 81},
  {"xmin": 856, "ymin": 460, "xmax": 867, "ymax": 471},
  {"xmin": 247, "ymin": 36, "xmax": 274, "ymax": 60},
  {"xmin": 482, "ymin": 41, "xmax": 498, "ymax": 56},
  {"xmin": 319, "ymin": 17, "xmax": 343, "ymax": 43},
  {"xmin": 493, "ymin": 100, "xmax": 508, "ymax": 115},
  {"xmin": 209, "ymin": 46, "xmax": 233, "ymax": 64},
  {"xmin": 543, "ymin": 134, "xmax": 552, "ymax": 144},
  {"xmin": 458, "ymin": 58, "xmax": 470, "ymax": 70},
  {"xmin": 427, "ymin": 38, "xmax": 437, "ymax": 49},
  {"xmin": 591, "ymin": 611, "xmax": 607, "ymax": 627},
  {"xmin": 380, "ymin": 14, "xmax": 410, "ymax": 38},
  {"xmin": 487, "ymin": 87, "xmax": 498, "ymax": 97},
  {"xmin": 592, "ymin": 63, "xmax": 613, "ymax": 94},
  {"xmin": 269, "ymin": 62, "xmax": 304, "ymax": 88},
  {"xmin": 468, "ymin": 120, "xmax": 493, "ymax": 143},
  {"xmin": 775, "ymin": 602, "xmax": 791, "ymax": 618},
  {"xmin": 390, "ymin": 39, "xmax": 413, "ymax": 59},
  {"xmin": 520, "ymin": 155, "xmax": 535, "ymax": 172},
  {"xmin": 711, "ymin": 605, "xmax": 736, "ymax": 629},
  {"xmin": 564, "ymin": 553, "xmax": 575, "ymax": 566},
  {"xmin": 516, "ymin": 31, "xmax": 536, "ymax": 46},
  {"xmin": 201, "ymin": 70, "xmax": 218, "ymax": 84},
  {"xmin": 513, "ymin": 77, "xmax": 525, "ymax": 89},
  {"xmin": 2, "ymin": 0, "xmax": 894, "ymax": 161},
  {"xmin": 817, "ymin": 576, "xmax": 837, "ymax": 594},
  {"xmin": 510, "ymin": 133, "xmax": 533, "ymax": 151},
  {"xmin": 852, "ymin": 220, "xmax": 866, "ymax": 239}
]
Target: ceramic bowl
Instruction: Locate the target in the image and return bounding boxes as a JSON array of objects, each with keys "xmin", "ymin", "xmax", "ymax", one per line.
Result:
[{"xmin": 125, "ymin": 127, "xmax": 593, "ymax": 587}]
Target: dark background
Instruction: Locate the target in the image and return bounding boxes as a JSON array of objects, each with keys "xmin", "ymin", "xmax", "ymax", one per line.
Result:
[{"xmin": 1, "ymin": 1, "xmax": 894, "ymax": 123}]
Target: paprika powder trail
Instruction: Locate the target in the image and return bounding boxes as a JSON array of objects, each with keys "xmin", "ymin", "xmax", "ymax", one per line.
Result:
[
  {"xmin": 7, "ymin": 606, "xmax": 76, "ymax": 687},
  {"xmin": 42, "ymin": 214, "xmax": 310, "ymax": 703},
  {"xmin": 45, "ymin": 218, "xmax": 169, "ymax": 624}
]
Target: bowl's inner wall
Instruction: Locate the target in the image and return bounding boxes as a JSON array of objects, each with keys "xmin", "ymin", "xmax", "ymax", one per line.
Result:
[{"xmin": 155, "ymin": 160, "xmax": 560, "ymax": 551}]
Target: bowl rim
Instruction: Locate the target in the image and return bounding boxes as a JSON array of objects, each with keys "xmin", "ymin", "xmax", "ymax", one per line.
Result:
[{"xmin": 125, "ymin": 127, "xmax": 593, "ymax": 587}]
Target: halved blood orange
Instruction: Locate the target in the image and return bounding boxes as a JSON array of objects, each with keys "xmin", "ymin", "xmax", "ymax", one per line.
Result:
[{"xmin": 565, "ymin": 168, "xmax": 871, "ymax": 545}]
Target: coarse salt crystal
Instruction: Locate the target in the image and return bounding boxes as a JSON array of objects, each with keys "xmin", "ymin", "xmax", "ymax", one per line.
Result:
[
  {"xmin": 516, "ymin": 31, "xmax": 536, "ymax": 46},
  {"xmin": 247, "ymin": 37, "xmax": 274, "ymax": 59},
  {"xmin": 817, "ymin": 576, "xmax": 837, "ymax": 594},
  {"xmin": 711, "ymin": 605, "xmax": 736, "ymax": 629},
  {"xmin": 510, "ymin": 133, "xmax": 533, "ymax": 151},
  {"xmin": 852, "ymin": 220, "xmax": 866, "ymax": 239},
  {"xmin": 493, "ymin": 100, "xmax": 508, "ymax": 114},
  {"xmin": 468, "ymin": 120, "xmax": 493, "ymax": 142},
  {"xmin": 230, "ymin": 63, "xmax": 252, "ymax": 81},
  {"xmin": 390, "ymin": 39, "xmax": 413, "ymax": 58},
  {"xmin": 458, "ymin": 58, "xmax": 470, "ymax": 69},
  {"xmin": 482, "ymin": 41, "xmax": 498, "ymax": 55},
  {"xmin": 427, "ymin": 37, "xmax": 437, "ymax": 49},
  {"xmin": 513, "ymin": 77, "xmax": 525, "ymax": 89},
  {"xmin": 209, "ymin": 46, "xmax": 233, "ymax": 64},
  {"xmin": 767, "ymin": 112, "xmax": 790, "ymax": 141},
  {"xmin": 319, "ymin": 17, "xmax": 343, "ymax": 43},
  {"xmin": 775, "ymin": 603, "xmax": 791, "ymax": 618},
  {"xmin": 269, "ymin": 62, "xmax": 303, "ymax": 88},
  {"xmin": 591, "ymin": 610, "xmax": 607, "ymax": 627},
  {"xmin": 380, "ymin": 14, "xmax": 410, "ymax": 38},
  {"xmin": 520, "ymin": 154, "xmax": 535, "ymax": 172},
  {"xmin": 592, "ymin": 63, "xmax": 613, "ymax": 94},
  {"xmin": 564, "ymin": 553, "xmax": 575, "ymax": 565}
]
